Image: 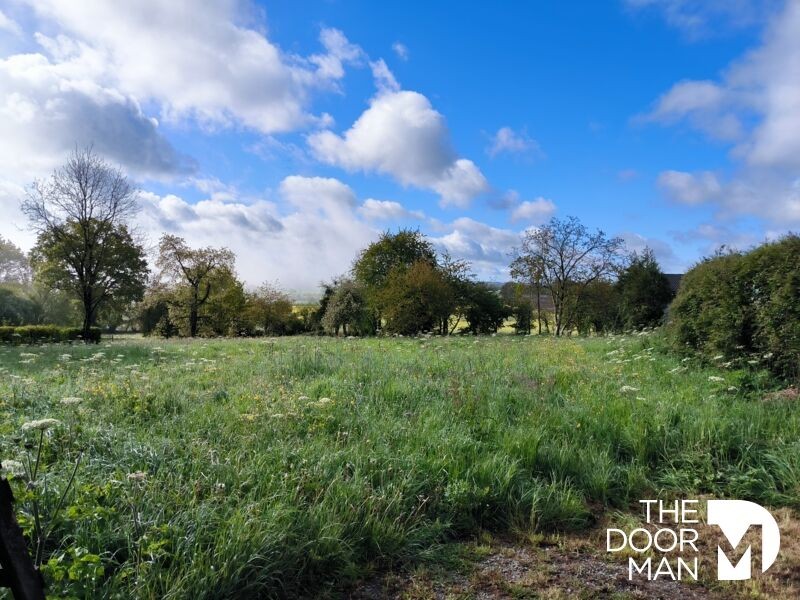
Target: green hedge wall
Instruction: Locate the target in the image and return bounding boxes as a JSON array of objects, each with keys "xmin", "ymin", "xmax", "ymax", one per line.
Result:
[
  {"xmin": 668, "ymin": 235, "xmax": 800, "ymax": 381},
  {"xmin": 0, "ymin": 325, "xmax": 101, "ymax": 344}
]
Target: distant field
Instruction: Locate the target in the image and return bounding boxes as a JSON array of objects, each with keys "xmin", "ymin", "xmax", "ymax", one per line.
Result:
[{"xmin": 1, "ymin": 335, "xmax": 799, "ymax": 598}]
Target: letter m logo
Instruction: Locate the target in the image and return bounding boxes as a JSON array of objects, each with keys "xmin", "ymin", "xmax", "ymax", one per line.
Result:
[{"xmin": 707, "ymin": 500, "xmax": 781, "ymax": 580}]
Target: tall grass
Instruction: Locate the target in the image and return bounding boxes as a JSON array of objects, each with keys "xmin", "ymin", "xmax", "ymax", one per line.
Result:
[{"xmin": 0, "ymin": 333, "xmax": 798, "ymax": 598}]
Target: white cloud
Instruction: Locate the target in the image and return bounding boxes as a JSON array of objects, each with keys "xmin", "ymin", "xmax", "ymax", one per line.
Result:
[
  {"xmin": 0, "ymin": 9, "xmax": 21, "ymax": 36},
  {"xmin": 618, "ymin": 231, "xmax": 682, "ymax": 272},
  {"xmin": 645, "ymin": 2, "xmax": 800, "ymax": 224},
  {"xmin": 308, "ymin": 89, "xmax": 488, "ymax": 207},
  {"xmin": 392, "ymin": 42, "xmax": 409, "ymax": 61},
  {"xmin": 510, "ymin": 197, "xmax": 556, "ymax": 223},
  {"xmin": 657, "ymin": 170, "xmax": 722, "ymax": 205},
  {"xmin": 431, "ymin": 217, "xmax": 520, "ymax": 281},
  {"xmin": 369, "ymin": 58, "xmax": 400, "ymax": 93},
  {"xmin": 641, "ymin": 80, "xmax": 742, "ymax": 140},
  {"xmin": 487, "ymin": 126, "xmax": 542, "ymax": 158},
  {"xmin": 19, "ymin": 0, "xmax": 361, "ymax": 134},
  {"xmin": 625, "ymin": 0, "xmax": 779, "ymax": 38},
  {"xmin": 137, "ymin": 175, "xmax": 378, "ymax": 291},
  {"xmin": 0, "ymin": 48, "xmax": 193, "ymax": 183},
  {"xmin": 357, "ymin": 199, "xmax": 424, "ymax": 222}
]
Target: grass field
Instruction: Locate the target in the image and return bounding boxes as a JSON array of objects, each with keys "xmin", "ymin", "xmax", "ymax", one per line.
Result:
[{"xmin": 1, "ymin": 334, "xmax": 799, "ymax": 598}]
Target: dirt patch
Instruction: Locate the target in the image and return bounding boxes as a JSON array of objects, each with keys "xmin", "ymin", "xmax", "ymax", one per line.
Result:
[
  {"xmin": 350, "ymin": 536, "xmax": 716, "ymax": 599},
  {"xmin": 350, "ymin": 507, "xmax": 800, "ymax": 600},
  {"xmin": 763, "ymin": 387, "xmax": 800, "ymax": 402}
]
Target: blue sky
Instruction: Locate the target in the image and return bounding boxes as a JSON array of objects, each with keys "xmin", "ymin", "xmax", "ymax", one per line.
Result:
[{"xmin": 0, "ymin": 0, "xmax": 797, "ymax": 292}]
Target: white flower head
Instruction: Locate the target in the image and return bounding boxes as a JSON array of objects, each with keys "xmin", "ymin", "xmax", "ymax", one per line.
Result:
[
  {"xmin": 1, "ymin": 459, "xmax": 25, "ymax": 477},
  {"xmin": 21, "ymin": 418, "xmax": 61, "ymax": 433},
  {"xmin": 60, "ymin": 397, "xmax": 83, "ymax": 406},
  {"xmin": 620, "ymin": 385, "xmax": 640, "ymax": 393}
]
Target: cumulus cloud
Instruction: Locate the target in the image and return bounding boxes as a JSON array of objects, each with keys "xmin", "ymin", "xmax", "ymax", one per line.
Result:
[
  {"xmin": 308, "ymin": 85, "xmax": 488, "ymax": 207},
  {"xmin": 0, "ymin": 9, "xmax": 21, "ymax": 35},
  {"xmin": 657, "ymin": 170, "xmax": 722, "ymax": 205},
  {"xmin": 487, "ymin": 126, "xmax": 542, "ymax": 158},
  {"xmin": 618, "ymin": 231, "xmax": 682, "ymax": 272},
  {"xmin": 0, "ymin": 47, "xmax": 193, "ymax": 183},
  {"xmin": 510, "ymin": 197, "xmax": 556, "ymax": 224},
  {"xmin": 431, "ymin": 217, "xmax": 520, "ymax": 281},
  {"xmin": 640, "ymin": 80, "xmax": 743, "ymax": 140},
  {"xmin": 644, "ymin": 1, "xmax": 800, "ymax": 224},
  {"xmin": 137, "ymin": 175, "xmax": 378, "ymax": 291},
  {"xmin": 19, "ymin": 0, "xmax": 361, "ymax": 134},
  {"xmin": 357, "ymin": 199, "xmax": 424, "ymax": 222}
]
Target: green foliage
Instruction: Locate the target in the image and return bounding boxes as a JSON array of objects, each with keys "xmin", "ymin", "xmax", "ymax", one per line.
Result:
[
  {"xmin": 571, "ymin": 279, "xmax": 619, "ymax": 335},
  {"xmin": 380, "ymin": 261, "xmax": 453, "ymax": 334},
  {"xmin": 321, "ymin": 279, "xmax": 370, "ymax": 336},
  {"xmin": 669, "ymin": 235, "xmax": 800, "ymax": 381},
  {"xmin": 0, "ymin": 286, "xmax": 39, "ymax": 325},
  {"xmin": 462, "ymin": 283, "xmax": 509, "ymax": 334},
  {"xmin": 615, "ymin": 248, "xmax": 674, "ymax": 330},
  {"xmin": 245, "ymin": 283, "xmax": 302, "ymax": 336},
  {"xmin": 0, "ymin": 325, "xmax": 100, "ymax": 344},
  {"xmin": 30, "ymin": 220, "xmax": 148, "ymax": 334},
  {"xmin": 352, "ymin": 229, "xmax": 437, "ymax": 291}
]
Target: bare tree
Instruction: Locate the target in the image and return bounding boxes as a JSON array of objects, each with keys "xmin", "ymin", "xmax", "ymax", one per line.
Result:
[
  {"xmin": 156, "ymin": 234, "xmax": 235, "ymax": 337},
  {"xmin": 22, "ymin": 147, "xmax": 147, "ymax": 339},
  {"xmin": 512, "ymin": 216, "xmax": 625, "ymax": 336}
]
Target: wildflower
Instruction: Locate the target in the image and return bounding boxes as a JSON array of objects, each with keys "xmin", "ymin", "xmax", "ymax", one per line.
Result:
[
  {"xmin": 127, "ymin": 471, "xmax": 147, "ymax": 482},
  {"xmin": 713, "ymin": 355, "xmax": 724, "ymax": 361},
  {"xmin": 21, "ymin": 418, "xmax": 61, "ymax": 432},
  {"xmin": 727, "ymin": 386, "xmax": 738, "ymax": 392},
  {"xmin": 1, "ymin": 459, "xmax": 25, "ymax": 477},
  {"xmin": 60, "ymin": 397, "xmax": 83, "ymax": 405},
  {"xmin": 620, "ymin": 385, "xmax": 639, "ymax": 393},
  {"xmin": 708, "ymin": 376, "xmax": 725, "ymax": 383}
]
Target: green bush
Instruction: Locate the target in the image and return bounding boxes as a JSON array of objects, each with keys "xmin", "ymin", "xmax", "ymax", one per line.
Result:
[
  {"xmin": 668, "ymin": 235, "xmax": 800, "ymax": 381},
  {"xmin": 0, "ymin": 325, "xmax": 101, "ymax": 344}
]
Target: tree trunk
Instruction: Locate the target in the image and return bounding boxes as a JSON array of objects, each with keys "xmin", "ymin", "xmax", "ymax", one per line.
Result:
[{"xmin": 82, "ymin": 288, "xmax": 94, "ymax": 343}]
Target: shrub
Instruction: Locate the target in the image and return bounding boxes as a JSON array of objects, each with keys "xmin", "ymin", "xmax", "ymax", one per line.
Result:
[
  {"xmin": 0, "ymin": 325, "xmax": 100, "ymax": 344},
  {"xmin": 668, "ymin": 235, "xmax": 800, "ymax": 381}
]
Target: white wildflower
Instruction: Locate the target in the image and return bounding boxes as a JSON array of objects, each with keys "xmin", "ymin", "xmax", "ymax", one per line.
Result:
[
  {"xmin": 708, "ymin": 376, "xmax": 725, "ymax": 383},
  {"xmin": 60, "ymin": 397, "xmax": 83, "ymax": 406},
  {"xmin": 620, "ymin": 386, "xmax": 639, "ymax": 393},
  {"xmin": 21, "ymin": 418, "xmax": 61, "ymax": 432},
  {"xmin": 1, "ymin": 459, "xmax": 25, "ymax": 477}
]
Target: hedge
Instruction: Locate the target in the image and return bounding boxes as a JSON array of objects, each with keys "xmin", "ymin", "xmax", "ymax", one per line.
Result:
[
  {"xmin": 0, "ymin": 325, "xmax": 101, "ymax": 345},
  {"xmin": 668, "ymin": 235, "xmax": 800, "ymax": 381}
]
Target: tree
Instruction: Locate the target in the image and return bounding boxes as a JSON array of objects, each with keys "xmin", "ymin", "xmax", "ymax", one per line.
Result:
[
  {"xmin": 509, "ymin": 250, "xmax": 546, "ymax": 334},
  {"xmin": 0, "ymin": 236, "xmax": 31, "ymax": 284},
  {"xmin": 321, "ymin": 279, "xmax": 369, "ymax": 336},
  {"xmin": 512, "ymin": 216, "xmax": 625, "ymax": 336},
  {"xmin": 353, "ymin": 229, "xmax": 437, "ymax": 331},
  {"xmin": 22, "ymin": 147, "xmax": 148, "ymax": 339},
  {"xmin": 380, "ymin": 261, "xmax": 453, "ymax": 335},
  {"xmin": 202, "ymin": 267, "xmax": 248, "ymax": 336},
  {"xmin": 462, "ymin": 283, "xmax": 510, "ymax": 334},
  {"xmin": 246, "ymin": 282, "xmax": 297, "ymax": 335},
  {"xmin": 615, "ymin": 248, "xmax": 674, "ymax": 330},
  {"xmin": 156, "ymin": 234, "xmax": 234, "ymax": 337}
]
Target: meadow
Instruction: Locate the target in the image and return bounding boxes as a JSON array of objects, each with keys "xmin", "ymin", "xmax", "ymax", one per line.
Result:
[{"xmin": 1, "ymin": 334, "xmax": 799, "ymax": 598}]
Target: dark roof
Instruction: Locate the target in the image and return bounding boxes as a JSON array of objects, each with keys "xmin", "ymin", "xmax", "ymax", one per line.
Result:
[{"xmin": 664, "ymin": 273, "xmax": 683, "ymax": 294}]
